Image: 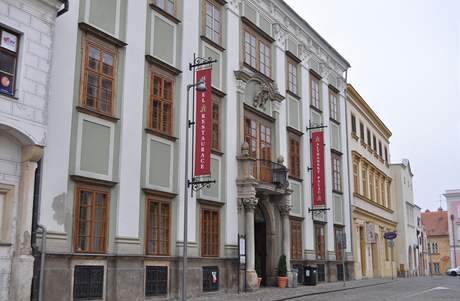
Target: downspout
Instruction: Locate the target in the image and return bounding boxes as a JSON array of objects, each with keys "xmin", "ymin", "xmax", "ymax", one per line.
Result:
[
  {"xmin": 343, "ymin": 70, "xmax": 355, "ymax": 276},
  {"xmin": 36, "ymin": 225, "xmax": 47, "ymax": 301},
  {"xmin": 57, "ymin": 0, "xmax": 69, "ymax": 17}
]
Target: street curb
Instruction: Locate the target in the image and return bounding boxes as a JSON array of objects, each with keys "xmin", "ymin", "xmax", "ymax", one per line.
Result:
[{"xmin": 274, "ymin": 280, "xmax": 398, "ymax": 300}]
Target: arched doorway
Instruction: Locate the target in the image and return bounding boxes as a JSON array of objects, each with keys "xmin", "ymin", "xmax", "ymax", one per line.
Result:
[{"xmin": 254, "ymin": 205, "xmax": 267, "ymax": 286}]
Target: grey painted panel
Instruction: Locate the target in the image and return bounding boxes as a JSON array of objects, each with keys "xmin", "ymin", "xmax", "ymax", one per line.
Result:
[
  {"xmin": 288, "ymin": 97, "xmax": 300, "ymax": 129},
  {"xmin": 202, "ymin": 158, "xmax": 220, "ymax": 199},
  {"xmin": 80, "ymin": 120, "xmax": 111, "ymax": 175},
  {"xmin": 330, "ymin": 122, "xmax": 341, "ymax": 151},
  {"xmin": 89, "ymin": 0, "xmax": 117, "ymax": 34},
  {"xmin": 291, "ymin": 181, "xmax": 302, "ymax": 215},
  {"xmin": 259, "ymin": 17, "xmax": 271, "ymax": 36},
  {"xmin": 153, "ymin": 16, "xmax": 175, "ymax": 65},
  {"xmin": 310, "ymin": 110, "xmax": 322, "ymax": 127},
  {"xmin": 244, "ymin": 3, "xmax": 257, "ymax": 25},
  {"xmin": 204, "ymin": 46, "xmax": 220, "ymax": 88},
  {"xmin": 288, "ymin": 38, "xmax": 297, "ymax": 56},
  {"xmin": 333, "ymin": 194, "xmax": 343, "ymax": 224},
  {"xmin": 149, "ymin": 139, "xmax": 171, "ymax": 188}
]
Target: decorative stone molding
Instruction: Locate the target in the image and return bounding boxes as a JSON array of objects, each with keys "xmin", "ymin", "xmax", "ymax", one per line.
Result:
[
  {"xmin": 21, "ymin": 145, "xmax": 43, "ymax": 163},
  {"xmin": 253, "ymin": 84, "xmax": 271, "ymax": 110},
  {"xmin": 227, "ymin": 0, "xmax": 240, "ymax": 14},
  {"xmin": 242, "ymin": 197, "xmax": 258, "ymax": 211},
  {"xmin": 271, "ymin": 99, "xmax": 281, "ymax": 113},
  {"xmin": 278, "ymin": 194, "xmax": 292, "ymax": 216},
  {"xmin": 273, "ymin": 23, "xmax": 287, "ymax": 49},
  {"xmin": 236, "ymin": 79, "xmax": 247, "ymax": 94}
]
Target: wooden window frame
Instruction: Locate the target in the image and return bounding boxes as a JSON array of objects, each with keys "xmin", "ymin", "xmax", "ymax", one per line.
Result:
[
  {"xmin": 332, "ymin": 153, "xmax": 342, "ymax": 193},
  {"xmin": 334, "ymin": 226, "xmax": 344, "ymax": 261},
  {"xmin": 329, "ymin": 89, "xmax": 339, "ymax": 122},
  {"xmin": 366, "ymin": 129, "xmax": 371, "ymax": 146},
  {"xmin": 201, "ymin": 207, "xmax": 220, "ymax": 257},
  {"xmin": 73, "ymin": 184, "xmax": 110, "ymax": 254},
  {"xmin": 202, "ymin": 0, "xmax": 223, "ymax": 46},
  {"xmin": 315, "ymin": 223, "xmax": 326, "ymax": 260},
  {"xmin": 243, "ymin": 26, "xmax": 272, "ymax": 78},
  {"xmin": 145, "ymin": 196, "xmax": 171, "ymax": 256},
  {"xmin": 386, "ymin": 181, "xmax": 391, "ymax": 209},
  {"xmin": 372, "ymin": 135, "xmax": 377, "ymax": 152},
  {"xmin": 384, "ymin": 147, "xmax": 388, "ymax": 163},
  {"xmin": 288, "ymin": 132, "xmax": 301, "ymax": 179},
  {"xmin": 0, "ymin": 27, "xmax": 20, "ymax": 97},
  {"xmin": 361, "ymin": 164, "xmax": 368, "ymax": 197},
  {"xmin": 378, "ymin": 141, "xmax": 383, "ymax": 157},
  {"xmin": 375, "ymin": 175, "xmax": 380, "ymax": 204},
  {"xmin": 310, "ymin": 74, "xmax": 321, "ymax": 110},
  {"xmin": 148, "ymin": 67, "xmax": 175, "ymax": 137},
  {"xmin": 286, "ymin": 57, "xmax": 298, "ymax": 94},
  {"xmin": 359, "ymin": 122, "xmax": 365, "ymax": 142},
  {"xmin": 353, "ymin": 158, "xmax": 360, "ymax": 193},
  {"xmin": 80, "ymin": 34, "xmax": 118, "ymax": 117},
  {"xmin": 211, "ymin": 94, "xmax": 221, "ymax": 152},
  {"xmin": 351, "ymin": 114, "xmax": 357, "ymax": 134},
  {"xmin": 290, "ymin": 219, "xmax": 302, "ymax": 260},
  {"xmin": 152, "ymin": 0, "xmax": 177, "ymax": 17},
  {"xmin": 369, "ymin": 170, "xmax": 374, "ymax": 201}
]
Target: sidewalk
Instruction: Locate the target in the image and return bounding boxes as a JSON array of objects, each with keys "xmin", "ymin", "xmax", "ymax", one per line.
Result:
[{"xmin": 190, "ymin": 278, "xmax": 396, "ymax": 301}]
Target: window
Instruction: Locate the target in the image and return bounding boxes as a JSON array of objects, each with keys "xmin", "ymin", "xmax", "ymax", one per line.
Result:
[
  {"xmin": 0, "ymin": 28, "xmax": 19, "ymax": 96},
  {"xmin": 201, "ymin": 208, "xmax": 219, "ymax": 257},
  {"xmin": 366, "ymin": 129, "xmax": 371, "ymax": 146},
  {"xmin": 211, "ymin": 95, "xmax": 221, "ymax": 151},
  {"xmin": 244, "ymin": 111, "xmax": 273, "ymax": 182},
  {"xmin": 373, "ymin": 135, "xmax": 377, "ymax": 151},
  {"xmin": 288, "ymin": 133, "xmax": 301, "ymax": 179},
  {"xmin": 203, "ymin": 266, "xmax": 219, "ymax": 292},
  {"xmin": 203, "ymin": 0, "xmax": 221, "ymax": 45},
  {"xmin": 73, "ymin": 266, "xmax": 104, "ymax": 300},
  {"xmin": 351, "ymin": 114, "xmax": 357, "ymax": 134},
  {"xmin": 74, "ymin": 186, "xmax": 109, "ymax": 253},
  {"xmin": 149, "ymin": 70, "xmax": 174, "ymax": 135},
  {"xmin": 153, "ymin": 0, "xmax": 175, "ymax": 15},
  {"xmin": 332, "ymin": 153, "xmax": 342, "ymax": 193},
  {"xmin": 291, "ymin": 220, "xmax": 302, "ymax": 260},
  {"xmin": 287, "ymin": 58, "xmax": 297, "ymax": 94},
  {"xmin": 146, "ymin": 198, "xmax": 170, "ymax": 255},
  {"xmin": 375, "ymin": 176, "xmax": 380, "ymax": 204},
  {"xmin": 378, "ymin": 141, "xmax": 383, "ymax": 157},
  {"xmin": 315, "ymin": 224, "xmax": 325, "ymax": 260},
  {"xmin": 146, "ymin": 266, "xmax": 168, "ymax": 297},
  {"xmin": 386, "ymin": 181, "xmax": 391, "ymax": 209},
  {"xmin": 244, "ymin": 28, "xmax": 271, "ymax": 77},
  {"xmin": 334, "ymin": 227, "xmax": 344, "ymax": 261},
  {"xmin": 362, "ymin": 165, "xmax": 368, "ymax": 197},
  {"xmin": 353, "ymin": 159, "xmax": 359, "ymax": 193},
  {"xmin": 359, "ymin": 122, "xmax": 365, "ymax": 141},
  {"xmin": 81, "ymin": 36, "xmax": 117, "ymax": 115},
  {"xmin": 381, "ymin": 179, "xmax": 385, "ymax": 207},
  {"xmin": 329, "ymin": 90, "xmax": 339, "ymax": 122},
  {"xmin": 369, "ymin": 171, "xmax": 374, "ymax": 201},
  {"xmin": 434, "ymin": 263, "xmax": 440, "ymax": 273},
  {"xmin": 384, "ymin": 147, "xmax": 388, "ymax": 163},
  {"xmin": 310, "ymin": 74, "xmax": 321, "ymax": 109}
]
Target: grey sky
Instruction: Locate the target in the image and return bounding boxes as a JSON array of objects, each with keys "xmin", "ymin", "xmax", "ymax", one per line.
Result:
[{"xmin": 285, "ymin": 0, "xmax": 460, "ymax": 211}]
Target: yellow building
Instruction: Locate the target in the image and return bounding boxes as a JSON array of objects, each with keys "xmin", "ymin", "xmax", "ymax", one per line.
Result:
[
  {"xmin": 347, "ymin": 85, "xmax": 397, "ymax": 279},
  {"xmin": 421, "ymin": 209, "xmax": 451, "ymax": 274}
]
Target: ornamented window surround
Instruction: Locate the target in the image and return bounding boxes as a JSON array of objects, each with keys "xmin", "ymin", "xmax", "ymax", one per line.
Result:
[{"xmin": 241, "ymin": 20, "xmax": 274, "ymax": 79}]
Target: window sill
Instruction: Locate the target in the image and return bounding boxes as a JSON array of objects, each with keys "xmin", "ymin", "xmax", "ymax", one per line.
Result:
[
  {"xmin": 0, "ymin": 92, "xmax": 18, "ymax": 100},
  {"xmin": 310, "ymin": 105, "xmax": 322, "ymax": 114},
  {"xmin": 242, "ymin": 62, "xmax": 273, "ymax": 82},
  {"xmin": 145, "ymin": 128, "xmax": 178, "ymax": 142},
  {"xmin": 76, "ymin": 106, "xmax": 119, "ymax": 123},
  {"xmin": 70, "ymin": 174, "xmax": 118, "ymax": 188},
  {"xmin": 0, "ymin": 241, "xmax": 12, "ymax": 247},
  {"xmin": 286, "ymin": 90, "xmax": 301, "ymax": 100},
  {"xmin": 149, "ymin": 4, "xmax": 181, "ymax": 24},
  {"xmin": 329, "ymin": 117, "xmax": 340, "ymax": 125},
  {"xmin": 351, "ymin": 133, "xmax": 359, "ymax": 141},
  {"xmin": 145, "ymin": 55, "xmax": 182, "ymax": 75},
  {"xmin": 211, "ymin": 149, "xmax": 224, "ymax": 156},
  {"xmin": 78, "ymin": 22, "xmax": 127, "ymax": 47},
  {"xmin": 200, "ymin": 35, "xmax": 225, "ymax": 52},
  {"xmin": 287, "ymin": 126, "xmax": 303, "ymax": 136},
  {"xmin": 288, "ymin": 175, "xmax": 303, "ymax": 182}
]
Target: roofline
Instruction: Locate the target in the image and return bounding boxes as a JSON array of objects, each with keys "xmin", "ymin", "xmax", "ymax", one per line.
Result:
[
  {"xmin": 347, "ymin": 84, "xmax": 392, "ymax": 138},
  {"xmin": 277, "ymin": 0, "xmax": 351, "ymax": 69}
]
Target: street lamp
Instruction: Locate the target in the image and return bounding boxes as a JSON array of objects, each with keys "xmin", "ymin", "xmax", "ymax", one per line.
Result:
[{"xmin": 182, "ymin": 78, "xmax": 207, "ymax": 301}]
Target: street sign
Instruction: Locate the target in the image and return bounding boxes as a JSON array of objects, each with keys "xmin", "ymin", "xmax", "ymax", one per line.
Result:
[{"xmin": 384, "ymin": 231, "xmax": 397, "ymax": 240}]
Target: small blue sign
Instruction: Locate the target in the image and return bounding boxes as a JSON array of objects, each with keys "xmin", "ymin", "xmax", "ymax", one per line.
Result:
[{"xmin": 384, "ymin": 231, "xmax": 397, "ymax": 240}]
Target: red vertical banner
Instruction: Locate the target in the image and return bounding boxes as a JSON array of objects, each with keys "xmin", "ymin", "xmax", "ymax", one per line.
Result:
[
  {"xmin": 311, "ymin": 131, "xmax": 326, "ymax": 206},
  {"xmin": 194, "ymin": 68, "xmax": 212, "ymax": 176}
]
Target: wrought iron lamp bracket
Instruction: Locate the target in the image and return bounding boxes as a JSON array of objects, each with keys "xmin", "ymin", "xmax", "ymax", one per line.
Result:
[
  {"xmin": 188, "ymin": 178, "xmax": 216, "ymax": 192},
  {"xmin": 189, "ymin": 56, "xmax": 218, "ymax": 71}
]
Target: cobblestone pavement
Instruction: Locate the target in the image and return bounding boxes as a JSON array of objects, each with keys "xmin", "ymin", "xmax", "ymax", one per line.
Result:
[{"xmin": 190, "ymin": 278, "xmax": 396, "ymax": 301}]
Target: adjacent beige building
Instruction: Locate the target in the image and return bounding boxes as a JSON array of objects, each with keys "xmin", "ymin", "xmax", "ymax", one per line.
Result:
[{"xmin": 347, "ymin": 85, "xmax": 397, "ymax": 279}]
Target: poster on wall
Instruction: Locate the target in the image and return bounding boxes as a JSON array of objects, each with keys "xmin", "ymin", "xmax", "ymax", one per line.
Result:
[
  {"xmin": 194, "ymin": 68, "xmax": 212, "ymax": 177},
  {"xmin": 1, "ymin": 30, "xmax": 18, "ymax": 52},
  {"xmin": 311, "ymin": 131, "xmax": 326, "ymax": 207}
]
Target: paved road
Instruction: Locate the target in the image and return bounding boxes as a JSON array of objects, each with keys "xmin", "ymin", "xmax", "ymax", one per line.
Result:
[{"xmin": 293, "ymin": 276, "xmax": 460, "ymax": 301}]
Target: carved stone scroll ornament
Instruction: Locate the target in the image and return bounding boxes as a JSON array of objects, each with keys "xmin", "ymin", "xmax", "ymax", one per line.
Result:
[
  {"xmin": 253, "ymin": 84, "xmax": 271, "ymax": 110},
  {"xmin": 278, "ymin": 201, "xmax": 292, "ymax": 216}
]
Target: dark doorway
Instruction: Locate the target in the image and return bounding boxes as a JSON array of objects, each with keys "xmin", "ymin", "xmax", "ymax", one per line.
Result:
[{"xmin": 254, "ymin": 207, "xmax": 267, "ymax": 286}]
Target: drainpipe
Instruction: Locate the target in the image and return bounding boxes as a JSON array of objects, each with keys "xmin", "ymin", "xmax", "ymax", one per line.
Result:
[
  {"xmin": 36, "ymin": 225, "xmax": 47, "ymax": 301},
  {"xmin": 343, "ymin": 70, "xmax": 354, "ymax": 280},
  {"xmin": 57, "ymin": 0, "xmax": 69, "ymax": 17},
  {"xmin": 451, "ymin": 214, "xmax": 457, "ymax": 267}
]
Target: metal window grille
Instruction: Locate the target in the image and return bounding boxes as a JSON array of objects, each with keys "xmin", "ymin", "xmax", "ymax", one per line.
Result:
[
  {"xmin": 145, "ymin": 266, "xmax": 168, "ymax": 296},
  {"xmin": 73, "ymin": 265, "xmax": 104, "ymax": 300},
  {"xmin": 202, "ymin": 266, "xmax": 219, "ymax": 292}
]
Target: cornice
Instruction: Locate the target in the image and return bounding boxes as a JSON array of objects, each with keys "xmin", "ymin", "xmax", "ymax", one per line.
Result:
[{"xmin": 347, "ymin": 84, "xmax": 392, "ymax": 139}]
